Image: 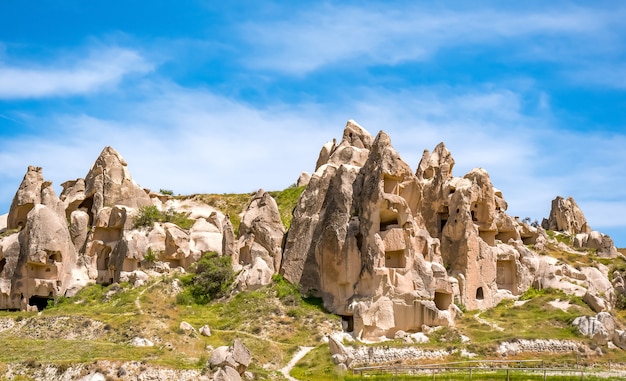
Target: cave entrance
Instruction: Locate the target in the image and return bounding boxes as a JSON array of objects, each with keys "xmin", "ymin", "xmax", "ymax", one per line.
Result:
[
  {"xmin": 434, "ymin": 291, "xmax": 452, "ymax": 311},
  {"xmin": 340, "ymin": 315, "xmax": 354, "ymax": 332},
  {"xmin": 380, "ymin": 209, "xmax": 399, "ymax": 232},
  {"xmin": 167, "ymin": 259, "xmax": 182, "ymax": 269},
  {"xmin": 0, "ymin": 258, "xmax": 5, "ymax": 275},
  {"xmin": 437, "ymin": 206, "xmax": 449, "ymax": 236},
  {"xmin": 28, "ymin": 295, "xmax": 52, "ymax": 311},
  {"xmin": 475, "ymin": 287, "xmax": 484, "ymax": 301}
]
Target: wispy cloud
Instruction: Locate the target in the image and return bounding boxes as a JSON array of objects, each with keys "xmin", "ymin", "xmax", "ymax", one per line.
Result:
[
  {"xmin": 240, "ymin": 3, "xmax": 625, "ymax": 75},
  {"xmin": 0, "ymin": 46, "xmax": 152, "ymax": 99}
]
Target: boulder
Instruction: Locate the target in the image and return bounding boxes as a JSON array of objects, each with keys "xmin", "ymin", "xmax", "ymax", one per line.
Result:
[
  {"xmin": 131, "ymin": 337, "xmax": 154, "ymax": 347},
  {"xmin": 614, "ymin": 330, "xmax": 626, "ymax": 350},
  {"xmin": 235, "ymin": 256, "xmax": 273, "ymax": 291},
  {"xmin": 328, "ymin": 335, "xmax": 354, "ymax": 366},
  {"xmin": 297, "ymin": 172, "xmax": 311, "ymax": 187},
  {"xmin": 199, "ymin": 324, "xmax": 212, "ymax": 337},
  {"xmin": 209, "ymin": 340, "xmax": 251, "ymax": 376},
  {"xmin": 209, "ymin": 346, "xmax": 234, "ymax": 369},
  {"xmin": 190, "ymin": 217, "xmax": 223, "ymax": 255},
  {"xmin": 213, "ymin": 366, "xmax": 242, "ymax": 381},
  {"xmin": 572, "ymin": 315, "xmax": 610, "ymax": 344},
  {"xmin": 231, "ymin": 339, "xmax": 252, "ymax": 373},
  {"xmin": 179, "ymin": 321, "xmax": 197, "ymax": 336}
]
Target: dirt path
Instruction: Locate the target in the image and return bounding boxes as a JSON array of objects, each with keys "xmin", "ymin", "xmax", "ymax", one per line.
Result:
[
  {"xmin": 280, "ymin": 346, "xmax": 315, "ymax": 381},
  {"xmin": 135, "ymin": 279, "xmax": 162, "ymax": 314},
  {"xmin": 474, "ymin": 313, "xmax": 504, "ymax": 331}
]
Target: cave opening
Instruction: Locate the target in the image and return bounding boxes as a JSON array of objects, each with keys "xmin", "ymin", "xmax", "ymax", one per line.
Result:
[
  {"xmin": 434, "ymin": 291, "xmax": 452, "ymax": 311},
  {"xmin": 475, "ymin": 287, "xmax": 484, "ymax": 300},
  {"xmin": 340, "ymin": 315, "xmax": 354, "ymax": 332},
  {"xmin": 28, "ymin": 295, "xmax": 52, "ymax": 311}
]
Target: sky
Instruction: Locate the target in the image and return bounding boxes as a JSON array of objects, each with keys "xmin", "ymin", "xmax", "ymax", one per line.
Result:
[{"xmin": 0, "ymin": 1, "xmax": 624, "ymax": 246}]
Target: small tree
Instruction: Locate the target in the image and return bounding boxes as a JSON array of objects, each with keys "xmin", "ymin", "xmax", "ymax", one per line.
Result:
[{"xmin": 186, "ymin": 252, "xmax": 234, "ymax": 304}]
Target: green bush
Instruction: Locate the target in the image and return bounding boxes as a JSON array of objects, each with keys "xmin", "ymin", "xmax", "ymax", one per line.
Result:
[
  {"xmin": 178, "ymin": 252, "xmax": 235, "ymax": 305},
  {"xmin": 134, "ymin": 205, "xmax": 194, "ymax": 230},
  {"xmin": 134, "ymin": 205, "xmax": 162, "ymax": 228},
  {"xmin": 159, "ymin": 189, "xmax": 174, "ymax": 195}
]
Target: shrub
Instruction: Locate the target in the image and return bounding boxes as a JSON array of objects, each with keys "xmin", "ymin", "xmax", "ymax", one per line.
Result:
[
  {"xmin": 144, "ymin": 248, "xmax": 158, "ymax": 263},
  {"xmin": 134, "ymin": 205, "xmax": 162, "ymax": 228},
  {"xmin": 134, "ymin": 205, "xmax": 194, "ymax": 230},
  {"xmin": 159, "ymin": 188, "xmax": 174, "ymax": 195},
  {"xmin": 177, "ymin": 252, "xmax": 235, "ymax": 305}
]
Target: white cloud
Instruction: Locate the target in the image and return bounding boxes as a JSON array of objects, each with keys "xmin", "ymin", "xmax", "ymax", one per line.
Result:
[
  {"xmin": 241, "ymin": 3, "xmax": 624, "ymax": 74},
  {"xmin": 0, "ymin": 46, "xmax": 152, "ymax": 99}
]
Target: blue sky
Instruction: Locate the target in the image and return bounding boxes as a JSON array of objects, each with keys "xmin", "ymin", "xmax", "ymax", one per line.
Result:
[{"xmin": 0, "ymin": 1, "xmax": 624, "ymax": 246}]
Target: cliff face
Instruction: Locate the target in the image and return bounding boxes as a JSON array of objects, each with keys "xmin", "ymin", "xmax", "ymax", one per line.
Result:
[{"xmin": 0, "ymin": 120, "xmax": 622, "ymax": 342}]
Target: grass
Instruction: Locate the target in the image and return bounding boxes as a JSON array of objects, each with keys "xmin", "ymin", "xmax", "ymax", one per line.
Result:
[
  {"xmin": 290, "ymin": 345, "xmax": 345, "ymax": 381},
  {"xmin": 268, "ymin": 185, "xmax": 306, "ymax": 229},
  {"xmin": 460, "ymin": 291, "xmax": 589, "ymax": 344},
  {"xmin": 0, "ymin": 273, "xmax": 339, "ymax": 377},
  {"xmin": 182, "ymin": 185, "xmax": 305, "ymax": 235},
  {"xmin": 0, "ymin": 270, "xmax": 624, "ymax": 379}
]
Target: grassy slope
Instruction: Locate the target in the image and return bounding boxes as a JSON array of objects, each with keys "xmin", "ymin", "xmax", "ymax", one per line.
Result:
[{"xmin": 0, "ymin": 276, "xmax": 340, "ymax": 379}]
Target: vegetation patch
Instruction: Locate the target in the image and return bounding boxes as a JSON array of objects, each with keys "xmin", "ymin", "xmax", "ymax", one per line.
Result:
[
  {"xmin": 134, "ymin": 205, "xmax": 194, "ymax": 230},
  {"xmin": 268, "ymin": 185, "xmax": 306, "ymax": 229},
  {"xmin": 290, "ymin": 345, "xmax": 344, "ymax": 381},
  {"xmin": 177, "ymin": 251, "xmax": 234, "ymax": 305},
  {"xmin": 186, "ymin": 192, "xmax": 253, "ymax": 234}
]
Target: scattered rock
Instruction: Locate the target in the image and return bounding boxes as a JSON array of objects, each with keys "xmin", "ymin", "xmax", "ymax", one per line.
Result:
[
  {"xmin": 179, "ymin": 321, "xmax": 197, "ymax": 336},
  {"xmin": 130, "ymin": 337, "xmax": 154, "ymax": 347},
  {"xmin": 199, "ymin": 324, "xmax": 212, "ymax": 337}
]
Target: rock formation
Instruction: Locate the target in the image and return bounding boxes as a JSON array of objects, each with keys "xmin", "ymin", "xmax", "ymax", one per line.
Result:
[
  {"xmin": 281, "ymin": 120, "xmax": 615, "ymax": 339},
  {"xmin": 208, "ymin": 339, "xmax": 252, "ymax": 380},
  {"xmin": 543, "ymin": 196, "xmax": 618, "ymax": 258},
  {"xmin": 282, "ymin": 121, "xmax": 459, "ymax": 338},
  {"xmin": 0, "ymin": 168, "xmax": 80, "ymax": 310},
  {"xmin": 231, "ymin": 189, "xmax": 285, "ymax": 290},
  {"xmin": 542, "ymin": 196, "xmax": 591, "ymax": 235},
  {"xmin": 0, "ymin": 119, "xmax": 623, "ymax": 352}
]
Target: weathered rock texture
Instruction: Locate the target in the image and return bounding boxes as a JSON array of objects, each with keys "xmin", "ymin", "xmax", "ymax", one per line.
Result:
[
  {"xmin": 542, "ymin": 196, "xmax": 590, "ymax": 235},
  {"xmin": 282, "ymin": 121, "xmax": 460, "ymax": 338},
  {"xmin": 232, "ymin": 189, "xmax": 285, "ymax": 290},
  {"xmin": 281, "ymin": 120, "xmax": 618, "ymax": 339},
  {"xmin": 0, "ymin": 120, "xmax": 623, "ymax": 348},
  {"xmin": 1, "ymin": 168, "xmax": 79, "ymax": 310}
]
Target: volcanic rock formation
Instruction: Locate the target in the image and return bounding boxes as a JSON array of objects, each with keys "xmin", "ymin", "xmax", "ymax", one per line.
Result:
[{"xmin": 0, "ymin": 120, "xmax": 622, "ymax": 345}]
